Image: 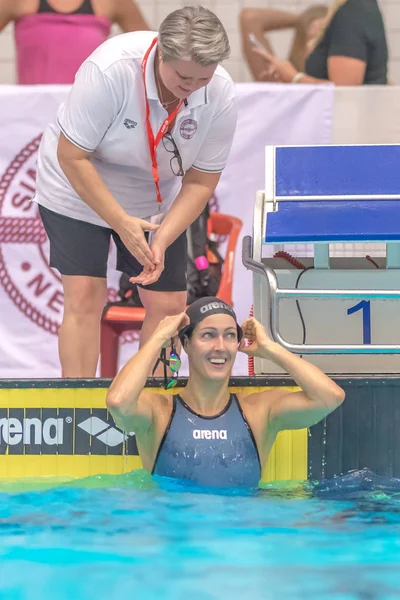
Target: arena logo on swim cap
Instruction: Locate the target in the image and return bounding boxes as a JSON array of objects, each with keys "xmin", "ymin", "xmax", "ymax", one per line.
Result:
[{"xmin": 200, "ymin": 301, "xmax": 234, "ymax": 315}]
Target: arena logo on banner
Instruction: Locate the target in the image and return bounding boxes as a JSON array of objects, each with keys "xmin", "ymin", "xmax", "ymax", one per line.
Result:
[
  {"xmin": 0, "ymin": 408, "xmax": 138, "ymax": 455},
  {"xmin": 0, "ymin": 135, "xmax": 64, "ymax": 335}
]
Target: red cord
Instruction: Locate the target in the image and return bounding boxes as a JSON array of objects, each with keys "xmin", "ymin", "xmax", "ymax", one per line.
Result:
[
  {"xmin": 274, "ymin": 249, "xmax": 380, "ymax": 270},
  {"xmin": 248, "ymin": 304, "xmax": 255, "ymax": 376},
  {"xmin": 248, "ymin": 252, "xmax": 304, "ymax": 376},
  {"xmin": 273, "ymin": 250, "xmax": 306, "ymax": 270},
  {"xmin": 366, "ymin": 255, "xmax": 380, "ymax": 269}
]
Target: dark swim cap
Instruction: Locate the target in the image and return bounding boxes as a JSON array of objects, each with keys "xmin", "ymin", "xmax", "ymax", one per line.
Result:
[{"xmin": 178, "ymin": 297, "xmax": 243, "ymax": 345}]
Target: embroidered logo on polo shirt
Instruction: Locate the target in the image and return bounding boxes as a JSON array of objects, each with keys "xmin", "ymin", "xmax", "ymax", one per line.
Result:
[
  {"xmin": 123, "ymin": 118, "xmax": 138, "ymax": 129},
  {"xmin": 180, "ymin": 119, "xmax": 198, "ymax": 140}
]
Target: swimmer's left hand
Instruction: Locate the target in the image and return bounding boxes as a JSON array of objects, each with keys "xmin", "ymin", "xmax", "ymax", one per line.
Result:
[{"xmin": 239, "ymin": 317, "xmax": 275, "ymax": 357}]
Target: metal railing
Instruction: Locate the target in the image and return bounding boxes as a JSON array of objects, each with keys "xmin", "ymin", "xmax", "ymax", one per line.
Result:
[{"xmin": 242, "ymin": 235, "xmax": 400, "ymax": 354}]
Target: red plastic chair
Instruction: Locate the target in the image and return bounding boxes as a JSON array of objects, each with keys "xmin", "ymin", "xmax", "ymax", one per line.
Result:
[{"xmin": 100, "ymin": 212, "xmax": 243, "ymax": 378}]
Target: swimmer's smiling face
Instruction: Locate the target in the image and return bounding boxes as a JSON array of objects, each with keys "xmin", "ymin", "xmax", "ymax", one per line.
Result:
[{"xmin": 186, "ymin": 314, "xmax": 239, "ymax": 379}]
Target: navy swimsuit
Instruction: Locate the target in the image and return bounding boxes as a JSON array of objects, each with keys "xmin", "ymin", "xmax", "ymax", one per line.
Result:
[{"xmin": 153, "ymin": 394, "xmax": 261, "ymax": 488}]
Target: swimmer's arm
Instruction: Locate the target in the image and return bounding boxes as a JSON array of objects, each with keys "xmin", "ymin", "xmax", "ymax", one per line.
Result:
[
  {"xmin": 241, "ymin": 318, "xmax": 344, "ymax": 430},
  {"xmin": 261, "ymin": 343, "xmax": 345, "ymax": 431},
  {"xmin": 113, "ymin": 0, "xmax": 150, "ymax": 32},
  {"xmin": 106, "ymin": 313, "xmax": 188, "ymax": 432},
  {"xmin": 106, "ymin": 333, "xmax": 166, "ymax": 432}
]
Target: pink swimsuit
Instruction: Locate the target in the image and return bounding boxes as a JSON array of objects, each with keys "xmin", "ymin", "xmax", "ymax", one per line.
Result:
[{"xmin": 14, "ymin": 0, "xmax": 111, "ymax": 84}]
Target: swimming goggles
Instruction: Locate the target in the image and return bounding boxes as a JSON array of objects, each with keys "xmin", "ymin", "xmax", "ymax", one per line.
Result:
[{"xmin": 152, "ymin": 338, "xmax": 181, "ymax": 390}]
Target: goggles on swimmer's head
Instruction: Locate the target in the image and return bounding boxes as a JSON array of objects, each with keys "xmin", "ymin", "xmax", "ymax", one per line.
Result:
[{"xmin": 152, "ymin": 338, "xmax": 181, "ymax": 390}]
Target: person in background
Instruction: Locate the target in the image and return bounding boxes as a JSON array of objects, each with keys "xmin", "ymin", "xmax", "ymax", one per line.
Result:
[
  {"xmin": 251, "ymin": 0, "xmax": 388, "ymax": 86},
  {"xmin": 0, "ymin": 0, "xmax": 149, "ymax": 84},
  {"xmin": 240, "ymin": 5, "xmax": 328, "ymax": 81},
  {"xmin": 106, "ymin": 298, "xmax": 345, "ymax": 489}
]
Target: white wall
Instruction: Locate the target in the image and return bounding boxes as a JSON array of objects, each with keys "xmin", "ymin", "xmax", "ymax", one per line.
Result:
[{"xmin": 0, "ymin": 0, "xmax": 398, "ymax": 84}]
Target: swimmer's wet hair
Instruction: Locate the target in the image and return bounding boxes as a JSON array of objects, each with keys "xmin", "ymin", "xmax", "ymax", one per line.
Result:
[{"xmin": 158, "ymin": 5, "xmax": 231, "ymax": 67}]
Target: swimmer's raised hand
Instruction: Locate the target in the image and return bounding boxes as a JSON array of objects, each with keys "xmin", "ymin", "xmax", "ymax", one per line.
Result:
[
  {"xmin": 239, "ymin": 317, "xmax": 275, "ymax": 357},
  {"xmin": 153, "ymin": 312, "xmax": 190, "ymax": 347}
]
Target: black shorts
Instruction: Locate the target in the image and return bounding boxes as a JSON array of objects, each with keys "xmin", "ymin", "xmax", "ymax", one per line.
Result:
[{"xmin": 39, "ymin": 205, "xmax": 187, "ymax": 292}]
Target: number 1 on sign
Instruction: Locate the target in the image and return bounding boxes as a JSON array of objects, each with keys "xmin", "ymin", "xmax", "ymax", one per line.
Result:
[{"xmin": 347, "ymin": 300, "xmax": 371, "ymax": 345}]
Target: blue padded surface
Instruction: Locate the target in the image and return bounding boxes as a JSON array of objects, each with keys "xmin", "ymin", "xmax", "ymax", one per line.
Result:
[
  {"xmin": 265, "ymin": 200, "xmax": 400, "ymax": 243},
  {"xmin": 275, "ymin": 146, "xmax": 400, "ymax": 198}
]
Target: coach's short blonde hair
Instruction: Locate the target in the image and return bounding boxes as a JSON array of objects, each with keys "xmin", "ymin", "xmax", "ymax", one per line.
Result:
[{"xmin": 158, "ymin": 5, "xmax": 231, "ymax": 66}]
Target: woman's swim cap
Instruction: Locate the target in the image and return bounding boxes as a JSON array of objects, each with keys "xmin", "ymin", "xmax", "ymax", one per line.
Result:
[{"xmin": 178, "ymin": 297, "xmax": 243, "ymax": 344}]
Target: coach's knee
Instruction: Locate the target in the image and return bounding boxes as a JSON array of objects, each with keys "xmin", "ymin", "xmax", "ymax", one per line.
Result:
[
  {"xmin": 139, "ymin": 289, "xmax": 187, "ymax": 318},
  {"xmin": 62, "ymin": 276, "xmax": 108, "ymax": 319}
]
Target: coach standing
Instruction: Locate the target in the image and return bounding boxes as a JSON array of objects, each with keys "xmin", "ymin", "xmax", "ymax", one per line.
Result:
[{"xmin": 33, "ymin": 5, "xmax": 237, "ymax": 377}]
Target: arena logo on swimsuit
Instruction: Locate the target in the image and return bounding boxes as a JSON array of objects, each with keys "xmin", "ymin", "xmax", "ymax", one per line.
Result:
[{"xmin": 193, "ymin": 429, "xmax": 228, "ymax": 440}]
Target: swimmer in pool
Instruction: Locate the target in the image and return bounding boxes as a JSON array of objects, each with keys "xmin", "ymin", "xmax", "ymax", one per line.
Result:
[{"xmin": 106, "ymin": 297, "xmax": 345, "ymax": 488}]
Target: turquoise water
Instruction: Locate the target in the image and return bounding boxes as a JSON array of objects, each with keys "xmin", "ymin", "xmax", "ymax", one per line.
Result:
[{"xmin": 1, "ymin": 469, "xmax": 400, "ymax": 599}]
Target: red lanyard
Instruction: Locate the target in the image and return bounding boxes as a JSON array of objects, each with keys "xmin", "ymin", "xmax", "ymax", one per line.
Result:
[{"xmin": 141, "ymin": 37, "xmax": 184, "ymax": 206}]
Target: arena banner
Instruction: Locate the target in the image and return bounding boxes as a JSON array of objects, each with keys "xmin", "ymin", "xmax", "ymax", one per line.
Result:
[
  {"xmin": 0, "ymin": 379, "xmax": 307, "ymax": 481},
  {"xmin": 0, "ymin": 84, "xmax": 333, "ymax": 378}
]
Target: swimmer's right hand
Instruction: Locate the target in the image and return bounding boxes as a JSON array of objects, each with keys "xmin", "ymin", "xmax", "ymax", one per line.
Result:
[
  {"xmin": 117, "ymin": 216, "xmax": 160, "ymax": 270},
  {"xmin": 154, "ymin": 312, "xmax": 190, "ymax": 347}
]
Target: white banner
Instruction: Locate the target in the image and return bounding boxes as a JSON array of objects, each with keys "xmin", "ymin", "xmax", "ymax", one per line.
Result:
[{"xmin": 0, "ymin": 84, "xmax": 333, "ymax": 377}]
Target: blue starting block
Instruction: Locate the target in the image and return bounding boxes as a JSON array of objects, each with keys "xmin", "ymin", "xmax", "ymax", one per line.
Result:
[{"xmin": 242, "ymin": 144, "xmax": 400, "ymax": 355}]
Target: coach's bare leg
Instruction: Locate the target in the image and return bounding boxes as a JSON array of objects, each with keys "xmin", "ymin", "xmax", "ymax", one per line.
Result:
[
  {"xmin": 138, "ymin": 288, "xmax": 187, "ymax": 347},
  {"xmin": 59, "ymin": 275, "xmax": 108, "ymax": 377},
  {"xmin": 138, "ymin": 289, "xmax": 186, "ymax": 376}
]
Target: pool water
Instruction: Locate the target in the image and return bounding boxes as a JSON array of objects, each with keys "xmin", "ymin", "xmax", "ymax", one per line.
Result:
[{"xmin": 1, "ymin": 469, "xmax": 400, "ymax": 600}]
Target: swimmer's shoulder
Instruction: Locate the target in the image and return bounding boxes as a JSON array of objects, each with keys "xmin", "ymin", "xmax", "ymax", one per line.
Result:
[
  {"xmin": 236, "ymin": 387, "xmax": 284, "ymax": 409},
  {"xmin": 236, "ymin": 388, "xmax": 286, "ymax": 429}
]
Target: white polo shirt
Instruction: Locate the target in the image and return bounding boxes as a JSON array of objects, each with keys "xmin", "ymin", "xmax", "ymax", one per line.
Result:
[{"xmin": 34, "ymin": 30, "xmax": 237, "ymax": 227}]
